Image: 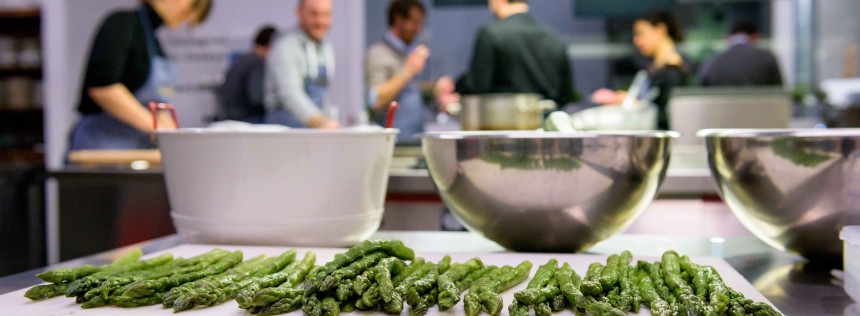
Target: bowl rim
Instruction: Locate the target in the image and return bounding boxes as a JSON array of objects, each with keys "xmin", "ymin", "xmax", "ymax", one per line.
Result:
[
  {"xmin": 420, "ymin": 130, "xmax": 680, "ymax": 140},
  {"xmin": 157, "ymin": 128, "xmax": 399, "ymax": 136},
  {"xmin": 698, "ymin": 128, "xmax": 860, "ymax": 138}
]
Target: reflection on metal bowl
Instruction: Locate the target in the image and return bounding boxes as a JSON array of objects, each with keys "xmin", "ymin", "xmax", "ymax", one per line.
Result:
[
  {"xmin": 703, "ymin": 128, "xmax": 860, "ymax": 260},
  {"xmin": 451, "ymin": 93, "xmax": 556, "ymax": 131},
  {"xmin": 422, "ymin": 131, "xmax": 677, "ymax": 252}
]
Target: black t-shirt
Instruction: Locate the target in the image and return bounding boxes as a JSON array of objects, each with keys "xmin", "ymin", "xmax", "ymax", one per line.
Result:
[
  {"xmin": 649, "ymin": 65, "xmax": 685, "ymax": 130},
  {"xmin": 77, "ymin": 4, "xmax": 166, "ymax": 114},
  {"xmin": 456, "ymin": 13, "xmax": 575, "ymax": 106}
]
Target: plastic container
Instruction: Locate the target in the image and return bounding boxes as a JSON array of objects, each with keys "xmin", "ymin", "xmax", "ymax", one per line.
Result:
[{"xmin": 842, "ymin": 226, "xmax": 860, "ymax": 302}]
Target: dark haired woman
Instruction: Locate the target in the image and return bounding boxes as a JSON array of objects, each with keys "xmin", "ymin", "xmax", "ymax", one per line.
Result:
[
  {"xmin": 68, "ymin": 0, "xmax": 212, "ymax": 151},
  {"xmin": 591, "ymin": 11, "xmax": 686, "ymax": 130}
]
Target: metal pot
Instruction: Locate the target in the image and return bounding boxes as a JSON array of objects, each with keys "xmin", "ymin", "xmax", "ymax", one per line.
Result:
[{"xmin": 448, "ymin": 93, "xmax": 556, "ymax": 130}]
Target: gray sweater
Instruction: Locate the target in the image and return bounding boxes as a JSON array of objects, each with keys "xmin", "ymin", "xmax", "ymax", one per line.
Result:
[{"xmin": 264, "ymin": 28, "xmax": 336, "ymax": 125}]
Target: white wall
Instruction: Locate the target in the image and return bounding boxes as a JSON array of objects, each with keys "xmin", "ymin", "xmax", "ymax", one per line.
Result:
[
  {"xmin": 816, "ymin": 0, "xmax": 860, "ymax": 81},
  {"xmin": 43, "ymin": 0, "xmax": 365, "ymax": 169},
  {"xmin": 771, "ymin": 0, "xmax": 795, "ymax": 86}
]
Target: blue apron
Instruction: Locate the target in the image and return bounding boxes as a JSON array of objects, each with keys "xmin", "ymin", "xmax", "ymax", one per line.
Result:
[
  {"xmin": 68, "ymin": 7, "xmax": 178, "ymax": 151},
  {"xmin": 374, "ymin": 37, "xmax": 426, "ymax": 142},
  {"xmin": 265, "ymin": 48, "xmax": 329, "ymax": 128}
]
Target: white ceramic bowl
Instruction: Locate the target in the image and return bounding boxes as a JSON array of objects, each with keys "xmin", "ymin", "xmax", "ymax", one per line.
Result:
[{"xmin": 156, "ymin": 128, "xmax": 398, "ymax": 247}]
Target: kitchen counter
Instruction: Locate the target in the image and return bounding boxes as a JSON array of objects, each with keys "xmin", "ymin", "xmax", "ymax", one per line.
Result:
[
  {"xmin": 0, "ymin": 232, "xmax": 854, "ymax": 315},
  {"xmin": 45, "ymin": 145, "xmax": 716, "ymax": 261}
]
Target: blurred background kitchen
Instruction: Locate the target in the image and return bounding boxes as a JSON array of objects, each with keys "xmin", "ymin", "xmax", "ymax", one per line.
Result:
[{"xmin": 0, "ymin": 0, "xmax": 859, "ymax": 277}]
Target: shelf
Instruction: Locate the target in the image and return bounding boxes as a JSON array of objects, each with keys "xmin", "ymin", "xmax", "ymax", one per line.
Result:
[
  {"xmin": 0, "ymin": 108, "xmax": 42, "ymax": 114},
  {"xmin": 0, "ymin": 8, "xmax": 40, "ymax": 19},
  {"xmin": 0, "ymin": 148, "xmax": 44, "ymax": 164},
  {"xmin": 0, "ymin": 67, "xmax": 41, "ymax": 77}
]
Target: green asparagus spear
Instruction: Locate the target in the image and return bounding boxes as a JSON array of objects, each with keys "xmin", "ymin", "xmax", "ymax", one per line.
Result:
[
  {"xmin": 405, "ymin": 260, "xmax": 444, "ymax": 307},
  {"xmin": 24, "ymin": 282, "xmax": 69, "ymax": 301},
  {"xmin": 319, "ymin": 252, "xmax": 387, "ymax": 292},
  {"xmin": 236, "ymin": 251, "xmax": 315, "ymax": 310},
  {"xmin": 508, "ymin": 299, "xmax": 529, "ymax": 316},
  {"xmin": 581, "ymin": 262, "xmax": 604, "ymax": 297},
  {"xmin": 615, "ymin": 251, "xmax": 634, "ymax": 311},
  {"xmin": 36, "ymin": 249, "xmax": 141, "ymax": 283},
  {"xmin": 353, "ymin": 268, "xmax": 377, "ymax": 296},
  {"xmin": 258, "ymin": 295, "xmax": 303, "ymax": 316},
  {"xmin": 513, "ymin": 258, "xmax": 558, "ymax": 305},
  {"xmin": 680, "ymin": 255, "xmax": 709, "ymax": 300},
  {"xmin": 304, "ymin": 240, "xmax": 414, "ymax": 296},
  {"xmin": 638, "ymin": 274, "xmax": 671, "ymax": 316},
  {"xmin": 171, "ymin": 250, "xmax": 297, "ymax": 312},
  {"xmin": 662, "ymin": 251, "xmax": 705, "ymax": 315},
  {"xmin": 410, "ymin": 288, "xmax": 438, "ymax": 316},
  {"xmin": 303, "ymin": 295, "xmax": 323, "ymax": 316},
  {"xmin": 599, "ymin": 254, "xmax": 621, "ymax": 290},
  {"xmin": 123, "ymin": 250, "xmax": 242, "ymax": 298},
  {"xmin": 473, "ymin": 261, "xmax": 532, "ymax": 316},
  {"xmin": 393, "ymin": 257, "xmax": 426, "ymax": 286},
  {"xmin": 336, "ymin": 279, "xmax": 355, "ymax": 302},
  {"xmin": 83, "ymin": 291, "xmax": 164, "ymax": 309},
  {"xmin": 534, "ymin": 301, "xmax": 552, "ymax": 316},
  {"xmin": 550, "ymin": 295, "xmax": 565, "ymax": 312},
  {"xmin": 705, "ymin": 265, "xmax": 730, "ymax": 315},
  {"xmin": 555, "ymin": 262, "xmax": 583, "ymax": 308},
  {"xmin": 66, "ymin": 252, "xmax": 177, "ymax": 299},
  {"xmin": 582, "ymin": 296, "xmax": 625, "ymax": 316},
  {"xmin": 375, "ymin": 257, "xmax": 406, "ymax": 303},
  {"xmin": 321, "ymin": 296, "xmax": 340, "ymax": 316},
  {"xmin": 436, "ymin": 258, "xmax": 483, "ymax": 311}
]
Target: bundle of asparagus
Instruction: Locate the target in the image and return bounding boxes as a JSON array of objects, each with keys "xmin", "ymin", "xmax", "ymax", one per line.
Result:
[
  {"xmin": 24, "ymin": 241, "xmax": 781, "ymax": 316},
  {"xmin": 508, "ymin": 251, "xmax": 781, "ymax": 316}
]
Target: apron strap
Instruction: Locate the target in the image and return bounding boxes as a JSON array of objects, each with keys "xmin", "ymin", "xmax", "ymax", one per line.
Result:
[{"xmin": 137, "ymin": 7, "xmax": 158, "ymax": 58}]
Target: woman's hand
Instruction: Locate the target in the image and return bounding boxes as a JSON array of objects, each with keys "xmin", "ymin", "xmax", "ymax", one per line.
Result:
[
  {"xmin": 591, "ymin": 88, "xmax": 626, "ymax": 105},
  {"xmin": 88, "ymin": 83, "xmax": 174, "ymax": 133}
]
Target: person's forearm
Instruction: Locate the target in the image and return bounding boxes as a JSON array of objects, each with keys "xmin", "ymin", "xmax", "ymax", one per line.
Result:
[
  {"xmin": 87, "ymin": 84, "xmax": 174, "ymax": 132},
  {"xmin": 371, "ymin": 71, "xmax": 411, "ymax": 112}
]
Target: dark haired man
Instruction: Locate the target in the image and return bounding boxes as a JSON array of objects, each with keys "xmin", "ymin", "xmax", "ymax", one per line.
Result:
[
  {"xmin": 218, "ymin": 26, "xmax": 277, "ymax": 123},
  {"xmin": 365, "ymin": 0, "xmax": 430, "ymax": 141},
  {"xmin": 699, "ymin": 22, "xmax": 783, "ymax": 87},
  {"xmin": 453, "ymin": 0, "xmax": 574, "ymax": 106}
]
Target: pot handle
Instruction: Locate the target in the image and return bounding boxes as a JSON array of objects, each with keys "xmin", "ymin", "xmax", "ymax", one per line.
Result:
[
  {"xmin": 538, "ymin": 100, "xmax": 557, "ymax": 112},
  {"xmin": 149, "ymin": 102, "xmax": 180, "ymax": 131}
]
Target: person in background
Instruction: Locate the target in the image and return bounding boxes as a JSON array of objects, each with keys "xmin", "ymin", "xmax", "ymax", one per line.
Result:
[
  {"xmin": 217, "ymin": 26, "xmax": 277, "ymax": 124},
  {"xmin": 452, "ymin": 0, "xmax": 574, "ymax": 107},
  {"xmin": 698, "ymin": 22, "xmax": 783, "ymax": 87},
  {"xmin": 68, "ymin": 0, "xmax": 212, "ymax": 151},
  {"xmin": 365, "ymin": 0, "xmax": 430, "ymax": 141},
  {"xmin": 591, "ymin": 11, "xmax": 686, "ymax": 130},
  {"xmin": 264, "ymin": 0, "xmax": 339, "ymax": 129}
]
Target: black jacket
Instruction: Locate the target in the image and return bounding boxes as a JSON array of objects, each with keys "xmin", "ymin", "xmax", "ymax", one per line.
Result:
[
  {"xmin": 699, "ymin": 44, "xmax": 783, "ymax": 87},
  {"xmin": 456, "ymin": 13, "xmax": 574, "ymax": 106}
]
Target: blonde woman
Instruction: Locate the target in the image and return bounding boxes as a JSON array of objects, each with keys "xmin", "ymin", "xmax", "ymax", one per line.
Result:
[{"xmin": 68, "ymin": 0, "xmax": 212, "ymax": 151}]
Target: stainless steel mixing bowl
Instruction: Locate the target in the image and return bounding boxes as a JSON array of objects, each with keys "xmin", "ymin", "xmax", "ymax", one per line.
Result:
[
  {"xmin": 703, "ymin": 129, "xmax": 860, "ymax": 260},
  {"xmin": 422, "ymin": 131, "xmax": 677, "ymax": 252}
]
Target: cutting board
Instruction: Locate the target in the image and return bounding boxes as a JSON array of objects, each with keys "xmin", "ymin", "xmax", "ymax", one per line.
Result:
[
  {"xmin": 67, "ymin": 149, "xmax": 161, "ymax": 165},
  {"xmin": 0, "ymin": 244, "xmax": 779, "ymax": 315}
]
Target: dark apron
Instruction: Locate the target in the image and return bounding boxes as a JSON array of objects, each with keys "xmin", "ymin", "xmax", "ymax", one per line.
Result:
[
  {"xmin": 68, "ymin": 7, "xmax": 177, "ymax": 151},
  {"xmin": 265, "ymin": 50, "xmax": 329, "ymax": 128}
]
